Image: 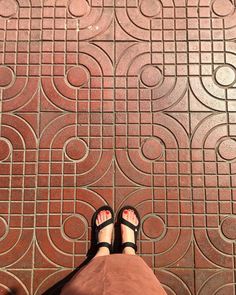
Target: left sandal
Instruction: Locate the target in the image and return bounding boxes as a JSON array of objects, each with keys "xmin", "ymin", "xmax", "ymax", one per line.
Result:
[{"xmin": 91, "ymin": 205, "xmax": 114, "ymax": 252}]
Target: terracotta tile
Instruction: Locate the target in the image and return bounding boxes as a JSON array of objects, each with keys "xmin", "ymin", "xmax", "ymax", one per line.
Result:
[
  {"xmin": 0, "ymin": 0, "xmax": 236, "ymax": 292},
  {"xmin": 195, "ymin": 270, "xmax": 234, "ymax": 295},
  {"xmin": 33, "ymin": 269, "xmax": 72, "ymax": 294},
  {"xmin": 0, "ymin": 270, "xmax": 31, "ymax": 294},
  {"xmin": 155, "ymin": 269, "xmax": 195, "ymax": 295}
]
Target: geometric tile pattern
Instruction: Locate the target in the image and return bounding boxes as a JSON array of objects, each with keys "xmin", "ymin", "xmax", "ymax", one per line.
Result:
[{"xmin": 0, "ymin": 0, "xmax": 236, "ymax": 293}]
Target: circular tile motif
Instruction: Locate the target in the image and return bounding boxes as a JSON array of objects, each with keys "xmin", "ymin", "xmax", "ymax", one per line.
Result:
[
  {"xmin": 0, "ymin": 66, "xmax": 14, "ymax": 88},
  {"xmin": 140, "ymin": 65, "xmax": 163, "ymax": 87},
  {"xmin": 0, "ymin": 0, "xmax": 18, "ymax": 17},
  {"xmin": 66, "ymin": 66, "xmax": 89, "ymax": 88},
  {"xmin": 142, "ymin": 215, "xmax": 165, "ymax": 239},
  {"xmin": 218, "ymin": 138, "xmax": 236, "ymax": 161},
  {"xmin": 214, "ymin": 65, "xmax": 236, "ymax": 87},
  {"xmin": 212, "ymin": 0, "xmax": 234, "ymax": 17},
  {"xmin": 0, "ymin": 138, "xmax": 11, "ymax": 161},
  {"xmin": 221, "ymin": 216, "xmax": 236, "ymax": 240},
  {"xmin": 65, "ymin": 138, "xmax": 88, "ymax": 161},
  {"xmin": 68, "ymin": 0, "xmax": 90, "ymax": 17},
  {"xmin": 63, "ymin": 215, "xmax": 86, "ymax": 240},
  {"xmin": 0, "ymin": 216, "xmax": 7, "ymax": 240},
  {"xmin": 141, "ymin": 137, "xmax": 163, "ymax": 160},
  {"xmin": 140, "ymin": 0, "xmax": 162, "ymax": 17}
]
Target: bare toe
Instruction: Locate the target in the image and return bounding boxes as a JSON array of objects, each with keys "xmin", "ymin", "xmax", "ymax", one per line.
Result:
[
  {"xmin": 96, "ymin": 209, "xmax": 113, "ymax": 245},
  {"xmin": 121, "ymin": 209, "xmax": 139, "ymax": 245}
]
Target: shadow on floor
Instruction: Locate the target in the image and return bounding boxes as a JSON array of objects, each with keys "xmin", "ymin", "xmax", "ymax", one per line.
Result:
[{"xmin": 4, "ymin": 289, "xmax": 17, "ymax": 295}]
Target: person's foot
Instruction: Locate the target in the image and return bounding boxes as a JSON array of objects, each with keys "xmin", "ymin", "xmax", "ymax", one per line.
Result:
[
  {"xmin": 121, "ymin": 209, "xmax": 139, "ymax": 255},
  {"xmin": 94, "ymin": 209, "xmax": 113, "ymax": 257}
]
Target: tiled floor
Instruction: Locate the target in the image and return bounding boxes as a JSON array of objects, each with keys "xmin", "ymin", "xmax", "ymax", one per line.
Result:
[{"xmin": 0, "ymin": 0, "xmax": 236, "ymax": 294}]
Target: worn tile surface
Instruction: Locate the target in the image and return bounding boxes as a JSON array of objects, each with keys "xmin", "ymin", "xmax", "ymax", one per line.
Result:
[{"xmin": 0, "ymin": 0, "xmax": 236, "ymax": 294}]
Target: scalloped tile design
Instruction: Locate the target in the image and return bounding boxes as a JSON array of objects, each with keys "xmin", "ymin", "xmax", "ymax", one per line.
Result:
[{"xmin": 0, "ymin": 0, "xmax": 236, "ymax": 294}]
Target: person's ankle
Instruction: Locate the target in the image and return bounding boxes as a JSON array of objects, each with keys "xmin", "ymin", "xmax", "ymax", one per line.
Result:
[
  {"xmin": 95, "ymin": 247, "xmax": 110, "ymax": 257},
  {"xmin": 122, "ymin": 247, "xmax": 136, "ymax": 255}
]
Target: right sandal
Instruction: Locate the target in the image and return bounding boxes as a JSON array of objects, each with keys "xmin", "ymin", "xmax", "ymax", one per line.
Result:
[{"xmin": 117, "ymin": 205, "xmax": 141, "ymax": 253}]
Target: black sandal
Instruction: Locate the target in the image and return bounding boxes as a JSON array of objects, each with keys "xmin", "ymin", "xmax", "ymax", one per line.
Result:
[
  {"xmin": 91, "ymin": 205, "xmax": 114, "ymax": 252},
  {"xmin": 117, "ymin": 205, "xmax": 141, "ymax": 253}
]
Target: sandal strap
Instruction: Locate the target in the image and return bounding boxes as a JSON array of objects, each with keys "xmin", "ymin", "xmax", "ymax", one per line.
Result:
[
  {"xmin": 97, "ymin": 217, "xmax": 114, "ymax": 231},
  {"xmin": 121, "ymin": 242, "xmax": 137, "ymax": 252},
  {"xmin": 120, "ymin": 217, "xmax": 139, "ymax": 232},
  {"xmin": 97, "ymin": 242, "xmax": 112, "ymax": 251}
]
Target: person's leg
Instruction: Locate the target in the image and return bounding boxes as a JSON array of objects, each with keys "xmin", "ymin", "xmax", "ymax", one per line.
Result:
[
  {"xmin": 94, "ymin": 209, "xmax": 113, "ymax": 258},
  {"xmin": 121, "ymin": 209, "xmax": 139, "ymax": 255}
]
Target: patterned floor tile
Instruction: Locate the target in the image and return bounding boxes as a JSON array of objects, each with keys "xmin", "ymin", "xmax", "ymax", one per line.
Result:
[{"xmin": 0, "ymin": 0, "xmax": 236, "ymax": 294}]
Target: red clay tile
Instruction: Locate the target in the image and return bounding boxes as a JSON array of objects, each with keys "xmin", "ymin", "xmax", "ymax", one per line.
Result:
[{"xmin": 0, "ymin": 0, "xmax": 236, "ymax": 293}]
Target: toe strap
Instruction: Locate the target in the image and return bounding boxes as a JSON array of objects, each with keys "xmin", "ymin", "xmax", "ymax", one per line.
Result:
[
  {"xmin": 121, "ymin": 242, "xmax": 137, "ymax": 252},
  {"xmin": 120, "ymin": 217, "xmax": 139, "ymax": 232},
  {"xmin": 96, "ymin": 217, "xmax": 114, "ymax": 231},
  {"xmin": 97, "ymin": 242, "xmax": 112, "ymax": 251}
]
